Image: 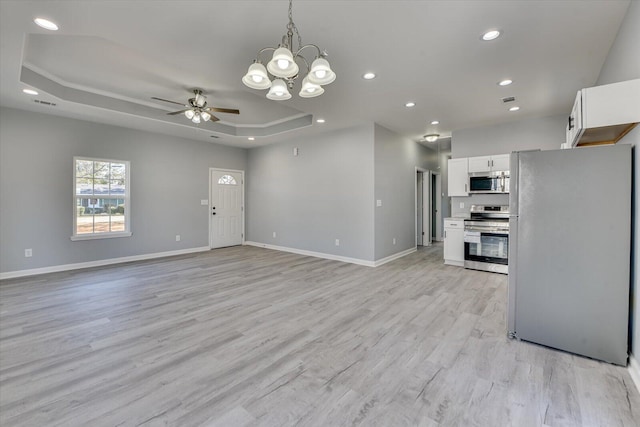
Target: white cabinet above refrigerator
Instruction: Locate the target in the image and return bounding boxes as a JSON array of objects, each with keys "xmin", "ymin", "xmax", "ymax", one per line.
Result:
[
  {"xmin": 468, "ymin": 154, "xmax": 510, "ymax": 173},
  {"xmin": 566, "ymin": 79, "xmax": 640, "ymax": 148}
]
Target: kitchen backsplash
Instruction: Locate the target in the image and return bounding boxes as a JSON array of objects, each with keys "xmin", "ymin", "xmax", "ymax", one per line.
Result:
[{"xmin": 451, "ymin": 194, "xmax": 510, "ymax": 217}]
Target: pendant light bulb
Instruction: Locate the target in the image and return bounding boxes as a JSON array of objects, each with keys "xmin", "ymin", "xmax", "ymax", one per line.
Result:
[{"xmin": 185, "ymin": 110, "xmax": 195, "ymax": 119}]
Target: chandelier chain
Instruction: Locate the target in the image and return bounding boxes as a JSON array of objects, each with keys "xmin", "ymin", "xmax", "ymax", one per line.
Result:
[{"xmin": 287, "ymin": 0, "xmax": 303, "ymax": 50}]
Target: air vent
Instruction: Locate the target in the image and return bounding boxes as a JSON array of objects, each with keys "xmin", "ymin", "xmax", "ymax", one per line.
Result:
[
  {"xmin": 501, "ymin": 96, "xmax": 516, "ymax": 103},
  {"xmin": 210, "ymin": 135, "xmax": 219, "ymax": 139},
  {"xmin": 34, "ymin": 99, "xmax": 57, "ymax": 106}
]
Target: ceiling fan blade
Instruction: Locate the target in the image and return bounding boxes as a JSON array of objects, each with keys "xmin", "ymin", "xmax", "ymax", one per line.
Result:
[
  {"xmin": 207, "ymin": 107, "xmax": 240, "ymax": 115},
  {"xmin": 167, "ymin": 109, "xmax": 191, "ymax": 115},
  {"xmin": 151, "ymin": 97, "xmax": 188, "ymax": 107},
  {"xmin": 208, "ymin": 115, "xmax": 220, "ymax": 122}
]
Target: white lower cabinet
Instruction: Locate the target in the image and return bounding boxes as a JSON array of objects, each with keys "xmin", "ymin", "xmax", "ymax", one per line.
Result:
[{"xmin": 444, "ymin": 218, "xmax": 465, "ymax": 267}]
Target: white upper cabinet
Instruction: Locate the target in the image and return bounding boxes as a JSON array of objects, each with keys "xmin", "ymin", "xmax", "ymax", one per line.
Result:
[
  {"xmin": 567, "ymin": 79, "xmax": 640, "ymax": 147},
  {"xmin": 448, "ymin": 158, "xmax": 469, "ymax": 196},
  {"xmin": 491, "ymin": 154, "xmax": 510, "ymax": 171},
  {"xmin": 468, "ymin": 154, "xmax": 510, "ymax": 173},
  {"xmin": 468, "ymin": 156, "xmax": 492, "ymax": 173}
]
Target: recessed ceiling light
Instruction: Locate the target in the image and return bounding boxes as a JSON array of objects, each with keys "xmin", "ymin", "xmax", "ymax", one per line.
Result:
[
  {"xmin": 405, "ymin": 102, "xmax": 416, "ymax": 108},
  {"xmin": 431, "ymin": 120, "xmax": 439, "ymax": 125},
  {"xmin": 363, "ymin": 72, "xmax": 376, "ymax": 80},
  {"xmin": 316, "ymin": 118, "xmax": 326, "ymax": 123},
  {"xmin": 498, "ymin": 79, "xmax": 513, "ymax": 86},
  {"xmin": 248, "ymin": 137, "xmax": 255, "ymax": 141},
  {"xmin": 34, "ymin": 18, "xmax": 59, "ymax": 31},
  {"xmin": 482, "ymin": 29, "xmax": 501, "ymax": 41},
  {"xmin": 23, "ymin": 89, "xmax": 38, "ymax": 95},
  {"xmin": 509, "ymin": 106, "xmax": 520, "ymax": 112}
]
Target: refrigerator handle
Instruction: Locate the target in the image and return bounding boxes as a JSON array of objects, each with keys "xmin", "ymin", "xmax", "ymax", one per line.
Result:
[{"xmin": 509, "ymin": 152, "xmax": 519, "ymax": 215}]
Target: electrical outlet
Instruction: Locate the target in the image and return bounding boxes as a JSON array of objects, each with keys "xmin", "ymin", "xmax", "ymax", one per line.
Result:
[
  {"xmin": 393, "ymin": 238, "xmax": 396, "ymax": 245},
  {"xmin": 24, "ymin": 248, "xmax": 32, "ymax": 257},
  {"xmin": 376, "ymin": 200, "xmax": 382, "ymax": 207},
  {"xmin": 175, "ymin": 235, "xmax": 181, "ymax": 242},
  {"xmin": 273, "ymin": 231, "xmax": 277, "ymax": 238},
  {"xmin": 200, "ymin": 199, "xmax": 208, "ymax": 206},
  {"xmin": 459, "ymin": 202, "xmax": 465, "ymax": 209},
  {"xmin": 335, "ymin": 239, "xmax": 340, "ymax": 246},
  {"xmin": 293, "ymin": 147, "xmax": 299, "ymax": 156}
]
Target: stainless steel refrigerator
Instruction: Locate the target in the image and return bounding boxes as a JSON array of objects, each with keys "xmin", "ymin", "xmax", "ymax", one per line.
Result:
[{"xmin": 507, "ymin": 145, "xmax": 631, "ymax": 366}]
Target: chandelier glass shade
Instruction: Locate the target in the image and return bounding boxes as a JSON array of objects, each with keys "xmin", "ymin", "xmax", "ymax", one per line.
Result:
[
  {"xmin": 242, "ymin": 0, "xmax": 335, "ymax": 100},
  {"xmin": 242, "ymin": 63, "xmax": 271, "ymax": 90},
  {"xmin": 424, "ymin": 134, "xmax": 440, "ymax": 143},
  {"xmin": 267, "ymin": 79, "xmax": 292, "ymax": 100}
]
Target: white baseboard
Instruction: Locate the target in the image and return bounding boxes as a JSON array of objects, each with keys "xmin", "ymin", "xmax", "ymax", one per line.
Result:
[
  {"xmin": 373, "ymin": 247, "xmax": 417, "ymax": 267},
  {"xmin": 0, "ymin": 247, "xmax": 210, "ymax": 280},
  {"xmin": 244, "ymin": 242, "xmax": 416, "ymax": 268},
  {"xmin": 244, "ymin": 241, "xmax": 375, "ymax": 267},
  {"xmin": 629, "ymin": 354, "xmax": 640, "ymax": 394}
]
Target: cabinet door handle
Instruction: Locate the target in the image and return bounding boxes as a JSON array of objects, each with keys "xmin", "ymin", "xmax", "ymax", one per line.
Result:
[
  {"xmin": 568, "ymin": 116, "xmax": 574, "ymax": 130},
  {"xmin": 444, "ymin": 230, "xmax": 447, "ymax": 238},
  {"xmin": 464, "ymin": 183, "xmax": 467, "ymax": 192},
  {"xmin": 488, "ymin": 160, "xmax": 490, "ymax": 167}
]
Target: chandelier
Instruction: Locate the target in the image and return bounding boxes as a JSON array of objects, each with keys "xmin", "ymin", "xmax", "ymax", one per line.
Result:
[{"xmin": 242, "ymin": 0, "xmax": 336, "ymax": 100}]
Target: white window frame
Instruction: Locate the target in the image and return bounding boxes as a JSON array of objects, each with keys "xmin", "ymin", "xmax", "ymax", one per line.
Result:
[{"xmin": 71, "ymin": 156, "xmax": 132, "ymax": 241}]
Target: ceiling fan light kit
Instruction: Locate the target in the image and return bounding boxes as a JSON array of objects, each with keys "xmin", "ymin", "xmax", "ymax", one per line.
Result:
[
  {"xmin": 424, "ymin": 134, "xmax": 440, "ymax": 143},
  {"xmin": 242, "ymin": 0, "xmax": 336, "ymax": 100},
  {"xmin": 151, "ymin": 89, "xmax": 240, "ymax": 124}
]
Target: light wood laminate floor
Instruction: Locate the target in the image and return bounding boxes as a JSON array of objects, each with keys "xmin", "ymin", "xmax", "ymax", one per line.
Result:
[{"xmin": 1, "ymin": 245, "xmax": 638, "ymax": 427}]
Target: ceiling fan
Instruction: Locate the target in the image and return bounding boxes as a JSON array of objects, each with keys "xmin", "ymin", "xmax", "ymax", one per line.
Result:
[{"xmin": 152, "ymin": 89, "xmax": 240, "ymax": 124}]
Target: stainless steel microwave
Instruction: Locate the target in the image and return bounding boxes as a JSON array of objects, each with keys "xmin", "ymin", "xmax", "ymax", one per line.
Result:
[{"xmin": 469, "ymin": 172, "xmax": 510, "ymax": 194}]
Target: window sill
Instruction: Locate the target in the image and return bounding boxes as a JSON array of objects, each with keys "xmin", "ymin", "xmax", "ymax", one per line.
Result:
[{"xmin": 70, "ymin": 232, "xmax": 132, "ymax": 241}]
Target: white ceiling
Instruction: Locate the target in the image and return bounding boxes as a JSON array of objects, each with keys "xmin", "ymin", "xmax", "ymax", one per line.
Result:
[{"xmin": 0, "ymin": 1, "xmax": 630, "ymax": 149}]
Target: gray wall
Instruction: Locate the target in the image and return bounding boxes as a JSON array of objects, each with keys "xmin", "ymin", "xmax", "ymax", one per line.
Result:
[
  {"xmin": 451, "ymin": 114, "xmax": 566, "ymax": 158},
  {"xmin": 373, "ymin": 124, "xmax": 434, "ymax": 259},
  {"xmin": 595, "ymin": 0, "xmax": 640, "ymax": 364},
  {"xmin": 450, "ymin": 114, "xmax": 567, "ymax": 216},
  {"xmin": 0, "ymin": 107, "xmax": 247, "ymax": 273},
  {"xmin": 438, "ymin": 148, "xmax": 451, "ymax": 223},
  {"xmin": 246, "ymin": 123, "xmax": 375, "ymax": 261}
]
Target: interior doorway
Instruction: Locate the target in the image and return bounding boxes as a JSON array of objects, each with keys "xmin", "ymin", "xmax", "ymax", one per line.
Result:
[
  {"xmin": 431, "ymin": 171, "xmax": 442, "ymax": 242},
  {"xmin": 416, "ymin": 168, "xmax": 430, "ymax": 246},
  {"xmin": 416, "ymin": 169, "xmax": 442, "ymax": 246}
]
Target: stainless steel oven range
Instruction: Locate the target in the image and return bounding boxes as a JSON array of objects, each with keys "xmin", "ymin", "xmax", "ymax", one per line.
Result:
[{"xmin": 463, "ymin": 205, "xmax": 509, "ymax": 274}]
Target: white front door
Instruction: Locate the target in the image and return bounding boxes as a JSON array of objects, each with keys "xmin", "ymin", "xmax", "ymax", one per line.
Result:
[{"xmin": 210, "ymin": 169, "xmax": 244, "ymax": 249}]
